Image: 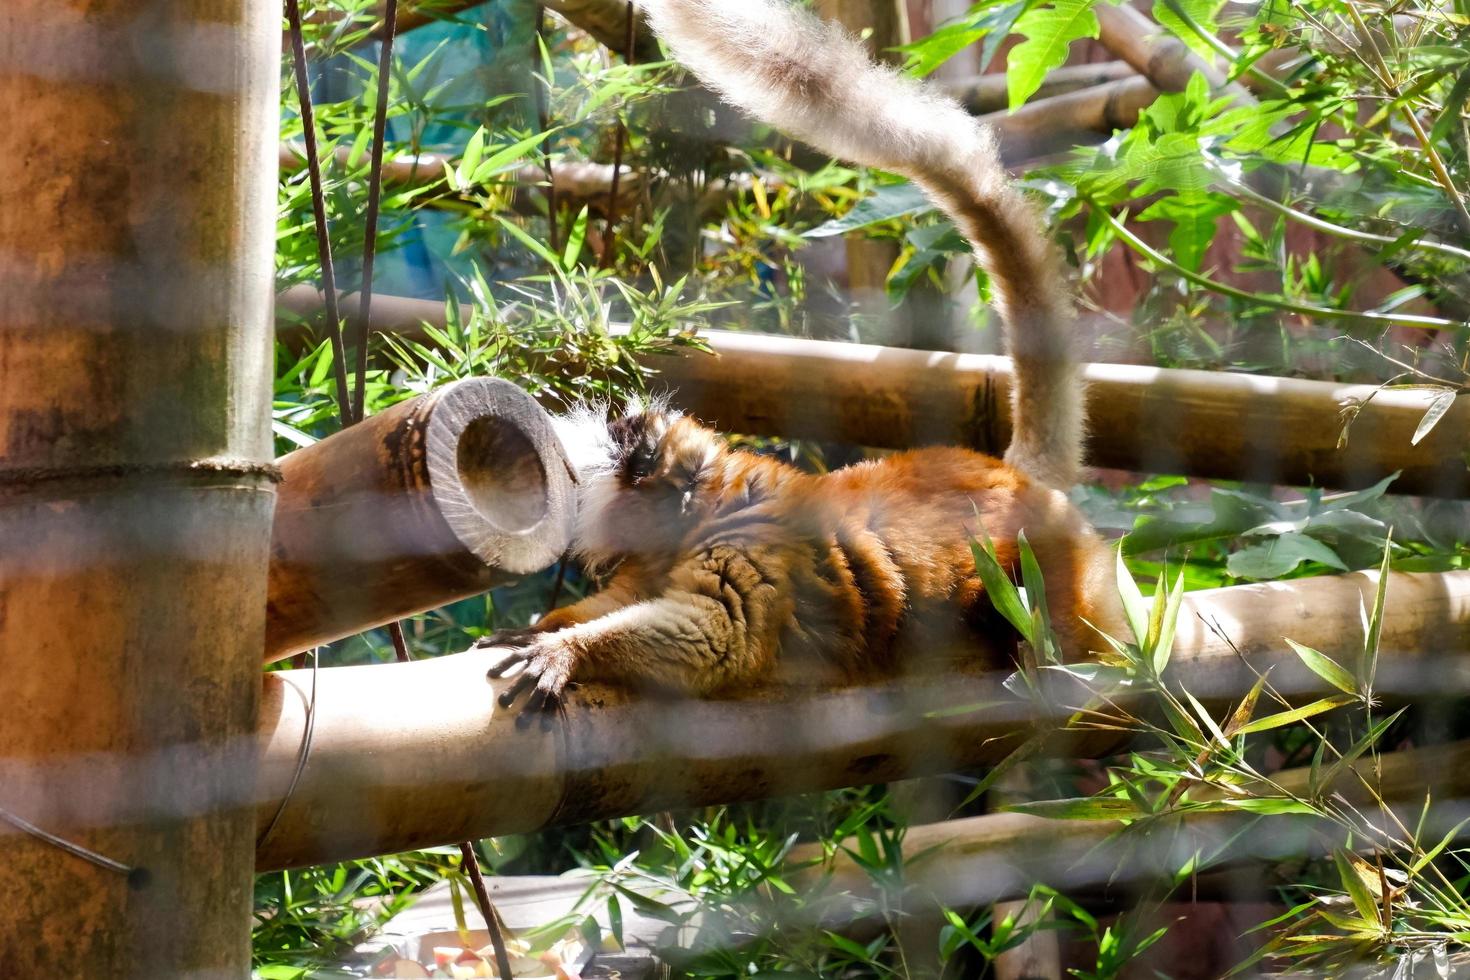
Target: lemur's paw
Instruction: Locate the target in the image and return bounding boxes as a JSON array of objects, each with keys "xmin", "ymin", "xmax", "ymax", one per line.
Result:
[{"xmin": 486, "ymin": 637, "xmax": 578, "ymax": 728}]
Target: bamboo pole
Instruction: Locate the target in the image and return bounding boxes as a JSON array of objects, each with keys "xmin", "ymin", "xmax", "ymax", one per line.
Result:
[
  {"xmin": 254, "ymin": 569, "xmax": 1470, "ymax": 869},
  {"xmin": 273, "ymin": 299, "xmax": 1470, "ymax": 497},
  {"xmin": 943, "ymin": 61, "xmax": 1137, "ymax": 115},
  {"xmin": 278, "ymin": 144, "xmax": 644, "ymax": 215},
  {"xmin": 793, "ymin": 739, "xmax": 1470, "ymax": 913},
  {"xmin": 638, "ymin": 331, "xmax": 1470, "ymax": 498},
  {"xmin": 0, "ymin": 1, "xmax": 279, "ymax": 974},
  {"xmin": 264, "ymin": 378, "xmax": 575, "ymax": 662}
]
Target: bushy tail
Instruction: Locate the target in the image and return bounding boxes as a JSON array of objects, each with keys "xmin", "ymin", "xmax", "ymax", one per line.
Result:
[{"xmin": 645, "ymin": 0, "xmax": 1084, "ymax": 488}]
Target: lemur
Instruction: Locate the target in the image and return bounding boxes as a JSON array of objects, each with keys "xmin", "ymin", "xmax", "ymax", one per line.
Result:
[{"xmin": 480, "ymin": 0, "xmax": 1120, "ymax": 717}]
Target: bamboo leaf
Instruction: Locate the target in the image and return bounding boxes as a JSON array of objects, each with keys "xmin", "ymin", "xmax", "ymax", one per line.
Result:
[
  {"xmin": 1411, "ymin": 817, "xmax": 1470, "ymax": 874},
  {"xmin": 1334, "ymin": 848, "xmax": 1383, "ymax": 928},
  {"xmin": 1004, "ymin": 796, "xmax": 1144, "ymax": 820},
  {"xmin": 1285, "ymin": 638, "xmax": 1359, "ymax": 696},
  {"xmin": 1116, "ymin": 547, "xmax": 1149, "ymax": 650},
  {"xmin": 1232, "ymin": 695, "xmax": 1355, "ymax": 735},
  {"xmin": 1152, "ymin": 568, "xmax": 1186, "ymax": 676},
  {"xmin": 970, "ymin": 534, "xmax": 1033, "ymax": 645},
  {"xmin": 1361, "ymin": 537, "xmax": 1391, "ymax": 695},
  {"xmin": 1224, "ymin": 670, "xmax": 1270, "ymax": 737},
  {"xmin": 1317, "ymin": 708, "xmax": 1404, "ymax": 794},
  {"xmin": 1412, "ymin": 390, "xmax": 1457, "ymax": 445}
]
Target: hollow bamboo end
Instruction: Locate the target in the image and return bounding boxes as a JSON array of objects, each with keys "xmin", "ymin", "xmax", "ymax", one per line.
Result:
[{"xmin": 425, "ymin": 378, "xmax": 575, "ymax": 575}]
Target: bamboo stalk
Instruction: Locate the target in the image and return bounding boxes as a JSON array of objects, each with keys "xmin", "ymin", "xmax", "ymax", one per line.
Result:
[
  {"xmin": 264, "ymin": 378, "xmax": 575, "ymax": 661},
  {"xmin": 273, "ymin": 298, "xmax": 1470, "ymax": 497},
  {"xmin": 254, "ymin": 569, "xmax": 1470, "ymax": 869},
  {"xmin": 1093, "ymin": 2, "xmax": 1233, "ymax": 94},
  {"xmin": 942, "ymin": 61, "xmax": 1138, "ymax": 115},
  {"xmin": 638, "ymin": 330, "xmax": 1470, "ymax": 498},
  {"xmin": 0, "ymin": 1, "xmax": 279, "ymax": 973}
]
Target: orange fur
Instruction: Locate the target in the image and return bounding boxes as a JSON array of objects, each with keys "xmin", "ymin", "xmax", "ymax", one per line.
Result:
[
  {"xmin": 481, "ymin": 0, "xmax": 1123, "ymax": 714},
  {"xmin": 485, "ymin": 416, "xmax": 1119, "ymax": 709}
]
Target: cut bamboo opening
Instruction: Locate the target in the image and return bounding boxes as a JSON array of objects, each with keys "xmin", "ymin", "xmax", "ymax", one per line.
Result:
[
  {"xmin": 264, "ymin": 378, "xmax": 575, "ymax": 661},
  {"xmin": 255, "ymin": 569, "xmax": 1470, "ymax": 869}
]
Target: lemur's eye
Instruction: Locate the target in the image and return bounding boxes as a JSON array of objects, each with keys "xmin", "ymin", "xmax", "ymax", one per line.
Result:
[{"xmin": 628, "ymin": 443, "xmax": 659, "ymax": 481}]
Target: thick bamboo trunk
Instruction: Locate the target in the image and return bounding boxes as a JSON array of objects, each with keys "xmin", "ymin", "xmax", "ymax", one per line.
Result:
[
  {"xmin": 943, "ymin": 61, "xmax": 1137, "ymax": 114},
  {"xmin": 265, "ymin": 378, "xmax": 575, "ymax": 661},
  {"xmin": 641, "ymin": 331, "xmax": 1470, "ymax": 497},
  {"xmin": 276, "ymin": 297, "xmax": 1470, "ymax": 497},
  {"xmin": 0, "ymin": 2, "xmax": 279, "ymax": 975},
  {"xmin": 255, "ymin": 569, "xmax": 1470, "ymax": 869}
]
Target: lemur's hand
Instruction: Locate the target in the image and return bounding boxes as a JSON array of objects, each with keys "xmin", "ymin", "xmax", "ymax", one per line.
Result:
[{"xmin": 485, "ymin": 634, "xmax": 578, "ymax": 728}]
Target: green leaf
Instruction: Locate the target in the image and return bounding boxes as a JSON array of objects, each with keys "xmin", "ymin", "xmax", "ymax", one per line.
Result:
[
  {"xmin": 493, "ymin": 214, "xmax": 562, "ymax": 268},
  {"xmin": 1116, "ymin": 548, "xmax": 1149, "ymax": 649},
  {"xmin": 1333, "ymin": 848, "xmax": 1382, "ymax": 928},
  {"xmin": 1285, "ymin": 638, "xmax": 1358, "ymax": 696},
  {"xmin": 1004, "ymin": 796, "xmax": 1144, "ymax": 820},
  {"xmin": 1152, "ymin": 568, "xmax": 1186, "ymax": 676},
  {"xmin": 455, "ymin": 126, "xmax": 486, "ymax": 190},
  {"xmin": 1153, "ymin": 0, "xmax": 1224, "ymax": 64},
  {"xmin": 1317, "ymin": 708, "xmax": 1405, "ymax": 793},
  {"xmin": 1007, "ymin": 0, "xmax": 1100, "ymax": 110},
  {"xmin": 805, "ymin": 182, "xmax": 932, "ymax": 238},
  {"xmin": 1134, "ymin": 194, "xmax": 1237, "ymax": 273},
  {"xmin": 1411, "ymin": 816, "xmax": 1470, "ymax": 874},
  {"xmin": 1214, "ymin": 797, "xmax": 1319, "ymax": 815},
  {"xmin": 823, "ymin": 931, "xmax": 879, "ymax": 961},
  {"xmin": 1361, "ymin": 537, "xmax": 1392, "ymax": 694},
  {"xmin": 1226, "ymin": 532, "xmax": 1347, "ymax": 580},
  {"xmin": 1232, "ymin": 695, "xmax": 1355, "ymax": 735},
  {"xmin": 470, "ymin": 129, "xmax": 556, "ymax": 185},
  {"xmin": 899, "ymin": 0, "xmax": 1030, "ymax": 77},
  {"xmin": 971, "ymin": 533, "xmax": 1033, "ymax": 645},
  {"xmin": 1017, "ymin": 530, "xmax": 1053, "ymax": 658},
  {"xmin": 562, "ymin": 205, "xmax": 590, "ymax": 270}
]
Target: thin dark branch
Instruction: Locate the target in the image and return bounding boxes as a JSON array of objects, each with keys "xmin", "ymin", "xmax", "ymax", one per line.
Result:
[
  {"xmin": 387, "ymin": 620, "xmax": 413, "ymax": 663},
  {"xmin": 600, "ymin": 1, "xmax": 637, "ymax": 268},
  {"xmin": 533, "ymin": 5, "xmax": 560, "ymax": 254},
  {"xmin": 284, "ymin": 0, "xmax": 354, "ymax": 424},
  {"xmin": 353, "ymin": 0, "xmax": 400, "ymax": 422},
  {"xmin": 459, "ymin": 841, "xmax": 516, "ymax": 980}
]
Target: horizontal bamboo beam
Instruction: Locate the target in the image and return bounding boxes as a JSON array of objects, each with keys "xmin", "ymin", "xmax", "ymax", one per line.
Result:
[
  {"xmin": 278, "ymin": 144, "xmax": 641, "ymax": 213},
  {"xmin": 275, "ymin": 292, "xmax": 1470, "ymax": 498},
  {"xmin": 254, "ymin": 569, "xmax": 1470, "ymax": 869},
  {"xmin": 640, "ymin": 331, "xmax": 1470, "ymax": 498},
  {"xmin": 795, "ymin": 739, "xmax": 1470, "ymax": 911},
  {"xmin": 942, "ymin": 62, "xmax": 1137, "ymax": 115},
  {"xmin": 264, "ymin": 378, "xmax": 575, "ymax": 661}
]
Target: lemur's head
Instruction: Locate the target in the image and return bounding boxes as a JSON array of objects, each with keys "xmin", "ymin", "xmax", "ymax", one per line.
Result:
[{"xmin": 553, "ymin": 398, "xmax": 725, "ymax": 568}]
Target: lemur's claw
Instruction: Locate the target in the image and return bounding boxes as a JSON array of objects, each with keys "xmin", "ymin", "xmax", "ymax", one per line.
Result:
[
  {"xmin": 475, "ymin": 626, "xmax": 540, "ymax": 651},
  {"xmin": 489, "ymin": 637, "xmax": 576, "ymax": 725}
]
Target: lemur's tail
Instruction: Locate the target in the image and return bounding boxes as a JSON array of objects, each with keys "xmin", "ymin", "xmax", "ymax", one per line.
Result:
[{"xmin": 645, "ymin": 0, "xmax": 1084, "ymax": 488}]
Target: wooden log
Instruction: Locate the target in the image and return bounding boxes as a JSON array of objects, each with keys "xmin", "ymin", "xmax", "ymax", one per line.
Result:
[
  {"xmin": 793, "ymin": 738, "xmax": 1470, "ymax": 912},
  {"xmin": 0, "ymin": 0, "xmax": 279, "ymax": 974},
  {"xmin": 264, "ymin": 378, "xmax": 575, "ymax": 661},
  {"xmin": 254, "ymin": 569, "xmax": 1470, "ymax": 869}
]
